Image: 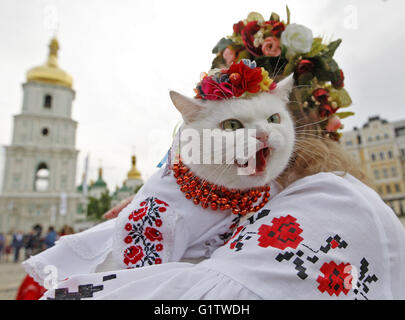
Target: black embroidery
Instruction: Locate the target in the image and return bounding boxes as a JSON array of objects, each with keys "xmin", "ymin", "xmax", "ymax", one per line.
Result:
[
  {"xmin": 103, "ymin": 274, "xmax": 117, "ymax": 282},
  {"xmin": 48, "ymin": 284, "xmax": 104, "ymax": 300}
]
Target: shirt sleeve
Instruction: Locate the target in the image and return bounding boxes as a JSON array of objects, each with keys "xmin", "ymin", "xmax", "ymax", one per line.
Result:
[{"xmin": 23, "ymin": 218, "xmax": 116, "ymax": 286}]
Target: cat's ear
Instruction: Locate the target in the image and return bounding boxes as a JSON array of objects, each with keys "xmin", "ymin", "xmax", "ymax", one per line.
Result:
[
  {"xmin": 273, "ymin": 75, "xmax": 294, "ymax": 101},
  {"xmin": 169, "ymin": 91, "xmax": 202, "ymax": 124}
]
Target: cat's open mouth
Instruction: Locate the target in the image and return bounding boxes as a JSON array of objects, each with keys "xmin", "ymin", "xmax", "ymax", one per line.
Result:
[{"xmin": 234, "ymin": 147, "xmax": 271, "ymax": 174}]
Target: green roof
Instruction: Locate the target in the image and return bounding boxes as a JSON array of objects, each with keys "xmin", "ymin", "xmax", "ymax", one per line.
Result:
[
  {"xmin": 119, "ymin": 184, "xmax": 131, "ymax": 192},
  {"xmin": 93, "ymin": 177, "xmax": 107, "ymax": 188}
]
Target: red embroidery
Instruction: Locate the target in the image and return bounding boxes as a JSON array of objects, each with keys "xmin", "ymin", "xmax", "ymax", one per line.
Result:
[
  {"xmin": 225, "ymin": 209, "xmax": 377, "ymax": 299},
  {"xmin": 257, "ymin": 214, "xmax": 303, "ymax": 250},
  {"xmin": 317, "ymin": 261, "xmax": 352, "ymax": 296},
  {"xmin": 129, "ymin": 207, "xmax": 147, "ymax": 221},
  {"xmin": 123, "ymin": 197, "xmax": 168, "ymax": 268},
  {"xmin": 330, "ymin": 239, "xmax": 339, "ymax": 249},
  {"xmin": 228, "ymin": 226, "xmax": 244, "ymax": 249},
  {"xmin": 144, "ymin": 227, "xmax": 163, "ymax": 242},
  {"xmin": 123, "ymin": 245, "xmax": 144, "ymax": 265}
]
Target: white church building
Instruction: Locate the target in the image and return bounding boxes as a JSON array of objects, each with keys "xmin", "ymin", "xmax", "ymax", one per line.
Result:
[{"xmin": 0, "ymin": 38, "xmax": 82, "ymax": 233}]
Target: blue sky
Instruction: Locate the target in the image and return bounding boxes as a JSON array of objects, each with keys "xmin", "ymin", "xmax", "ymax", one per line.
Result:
[{"xmin": 0, "ymin": 0, "xmax": 404, "ymax": 191}]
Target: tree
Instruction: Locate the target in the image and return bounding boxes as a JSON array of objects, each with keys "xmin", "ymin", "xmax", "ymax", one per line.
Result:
[{"xmin": 86, "ymin": 191, "xmax": 112, "ymax": 221}]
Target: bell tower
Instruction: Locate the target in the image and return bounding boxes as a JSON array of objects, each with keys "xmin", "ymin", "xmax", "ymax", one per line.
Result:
[{"xmin": 0, "ymin": 37, "xmax": 80, "ymax": 232}]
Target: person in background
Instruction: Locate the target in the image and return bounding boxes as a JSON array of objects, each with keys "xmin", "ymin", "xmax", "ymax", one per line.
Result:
[
  {"xmin": 12, "ymin": 231, "xmax": 24, "ymax": 263},
  {"xmin": 59, "ymin": 225, "xmax": 75, "ymax": 236},
  {"xmin": 24, "ymin": 230, "xmax": 35, "ymax": 260},
  {"xmin": 0, "ymin": 233, "xmax": 4, "ymax": 262},
  {"xmin": 4, "ymin": 232, "xmax": 12, "ymax": 263},
  {"xmin": 44, "ymin": 226, "xmax": 57, "ymax": 249},
  {"xmin": 32, "ymin": 224, "xmax": 44, "ymax": 255}
]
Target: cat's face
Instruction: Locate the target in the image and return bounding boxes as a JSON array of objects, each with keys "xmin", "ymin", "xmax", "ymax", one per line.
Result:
[{"xmin": 170, "ymin": 76, "xmax": 295, "ymax": 189}]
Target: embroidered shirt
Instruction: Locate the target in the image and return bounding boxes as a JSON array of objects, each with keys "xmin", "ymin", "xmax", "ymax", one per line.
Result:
[{"xmin": 26, "ymin": 171, "xmax": 405, "ymax": 299}]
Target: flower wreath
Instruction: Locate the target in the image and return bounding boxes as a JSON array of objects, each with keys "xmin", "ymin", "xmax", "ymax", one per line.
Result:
[
  {"xmin": 194, "ymin": 59, "xmax": 277, "ymax": 101},
  {"xmin": 207, "ymin": 7, "xmax": 354, "ymax": 141}
]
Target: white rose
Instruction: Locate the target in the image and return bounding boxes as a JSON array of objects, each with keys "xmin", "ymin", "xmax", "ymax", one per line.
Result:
[{"xmin": 281, "ymin": 23, "xmax": 313, "ymax": 58}]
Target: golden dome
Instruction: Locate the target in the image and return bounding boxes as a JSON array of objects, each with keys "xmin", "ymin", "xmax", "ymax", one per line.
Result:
[
  {"xmin": 127, "ymin": 155, "xmax": 142, "ymax": 180},
  {"xmin": 26, "ymin": 37, "xmax": 73, "ymax": 89}
]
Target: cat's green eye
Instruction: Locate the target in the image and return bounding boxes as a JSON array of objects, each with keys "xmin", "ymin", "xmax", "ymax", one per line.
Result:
[
  {"xmin": 267, "ymin": 113, "xmax": 281, "ymax": 124},
  {"xmin": 221, "ymin": 119, "xmax": 244, "ymax": 131}
]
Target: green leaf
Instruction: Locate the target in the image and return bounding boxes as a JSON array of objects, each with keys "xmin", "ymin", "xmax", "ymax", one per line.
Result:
[
  {"xmin": 270, "ymin": 12, "xmax": 280, "ymax": 21},
  {"xmin": 211, "ymin": 54, "xmax": 226, "ymax": 69},
  {"xmin": 236, "ymin": 49, "xmax": 251, "ymax": 62},
  {"xmin": 255, "ymin": 56, "xmax": 288, "ymax": 76},
  {"xmin": 286, "ymin": 6, "xmax": 291, "ymax": 24},
  {"xmin": 306, "ymin": 38, "xmax": 327, "ymax": 57},
  {"xmin": 283, "ymin": 59, "xmax": 297, "ymax": 76},
  {"xmin": 297, "ymin": 72, "xmax": 314, "ymax": 86},
  {"xmin": 329, "ymin": 88, "xmax": 352, "ymax": 108},
  {"xmin": 335, "ymin": 111, "xmax": 355, "ymax": 119},
  {"xmin": 212, "ymin": 38, "xmax": 234, "ymax": 54},
  {"xmin": 247, "ymin": 12, "xmax": 265, "ymax": 23},
  {"xmin": 322, "ymin": 39, "xmax": 342, "ymax": 60}
]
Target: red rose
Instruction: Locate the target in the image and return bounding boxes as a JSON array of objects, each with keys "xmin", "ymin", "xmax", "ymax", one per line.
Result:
[
  {"xmin": 333, "ymin": 69, "xmax": 345, "ymax": 88},
  {"xmin": 296, "ymin": 59, "xmax": 314, "ymax": 75},
  {"xmin": 241, "ymin": 21, "xmax": 262, "ymax": 56},
  {"xmin": 125, "ymin": 223, "xmax": 132, "ymax": 231},
  {"xmin": 129, "ymin": 207, "xmax": 147, "ymax": 221},
  {"xmin": 123, "ymin": 245, "xmax": 144, "ymax": 265},
  {"xmin": 317, "ymin": 261, "xmax": 352, "ymax": 296},
  {"xmin": 155, "ymin": 219, "xmax": 162, "ymax": 227},
  {"xmin": 155, "ymin": 258, "xmax": 162, "ymax": 264},
  {"xmin": 200, "ymin": 76, "xmax": 234, "ymax": 100},
  {"xmin": 226, "ymin": 61, "xmax": 263, "ymax": 97},
  {"xmin": 319, "ymin": 104, "xmax": 335, "ymax": 118},
  {"xmin": 156, "ymin": 243, "xmax": 163, "ymax": 251},
  {"xmin": 313, "ymin": 88, "xmax": 329, "ymax": 104},
  {"xmin": 144, "ymin": 227, "xmax": 163, "ymax": 242},
  {"xmin": 233, "ymin": 20, "xmax": 245, "ymax": 34},
  {"xmin": 257, "ymin": 215, "xmax": 303, "ymax": 250},
  {"xmin": 268, "ymin": 21, "xmax": 285, "ymax": 37},
  {"xmin": 158, "ymin": 207, "xmax": 166, "ymax": 213}
]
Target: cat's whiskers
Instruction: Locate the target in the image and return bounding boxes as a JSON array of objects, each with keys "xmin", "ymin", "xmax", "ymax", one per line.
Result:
[
  {"xmin": 271, "ymin": 56, "xmax": 282, "ymax": 79},
  {"xmin": 273, "ymin": 60, "xmax": 287, "ymax": 79},
  {"xmin": 295, "ymin": 118, "xmax": 328, "ymax": 129}
]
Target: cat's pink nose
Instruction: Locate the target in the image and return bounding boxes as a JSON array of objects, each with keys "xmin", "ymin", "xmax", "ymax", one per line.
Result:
[{"xmin": 256, "ymin": 132, "xmax": 269, "ymax": 143}]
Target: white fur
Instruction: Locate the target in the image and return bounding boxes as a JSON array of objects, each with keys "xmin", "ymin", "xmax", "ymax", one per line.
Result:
[{"xmin": 169, "ymin": 76, "xmax": 295, "ymax": 189}]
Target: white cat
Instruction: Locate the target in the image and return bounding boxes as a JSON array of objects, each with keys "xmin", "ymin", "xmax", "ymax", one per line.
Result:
[{"xmin": 170, "ymin": 75, "xmax": 295, "ymax": 189}]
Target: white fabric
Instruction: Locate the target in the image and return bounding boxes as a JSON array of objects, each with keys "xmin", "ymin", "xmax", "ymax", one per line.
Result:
[
  {"xmin": 23, "ymin": 166, "xmax": 246, "ymax": 284},
  {"xmin": 28, "ymin": 171, "xmax": 405, "ymax": 300}
]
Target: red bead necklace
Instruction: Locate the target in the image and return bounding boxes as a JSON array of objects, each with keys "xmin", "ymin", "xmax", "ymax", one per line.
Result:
[{"xmin": 172, "ymin": 160, "xmax": 270, "ymax": 216}]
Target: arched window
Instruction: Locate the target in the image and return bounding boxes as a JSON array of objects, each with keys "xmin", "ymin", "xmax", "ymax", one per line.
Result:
[
  {"xmin": 34, "ymin": 162, "xmax": 50, "ymax": 191},
  {"xmin": 44, "ymin": 94, "xmax": 52, "ymax": 108},
  {"xmin": 41, "ymin": 127, "xmax": 49, "ymax": 136}
]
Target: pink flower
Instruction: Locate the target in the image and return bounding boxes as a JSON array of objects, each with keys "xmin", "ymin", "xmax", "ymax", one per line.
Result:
[
  {"xmin": 223, "ymin": 47, "xmax": 236, "ymax": 66},
  {"xmin": 261, "ymin": 37, "xmax": 281, "ymax": 57},
  {"xmin": 326, "ymin": 116, "xmax": 342, "ymax": 132}
]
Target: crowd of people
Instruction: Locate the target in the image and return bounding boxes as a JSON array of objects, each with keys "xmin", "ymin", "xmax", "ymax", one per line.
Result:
[{"xmin": 0, "ymin": 225, "xmax": 75, "ymax": 263}]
